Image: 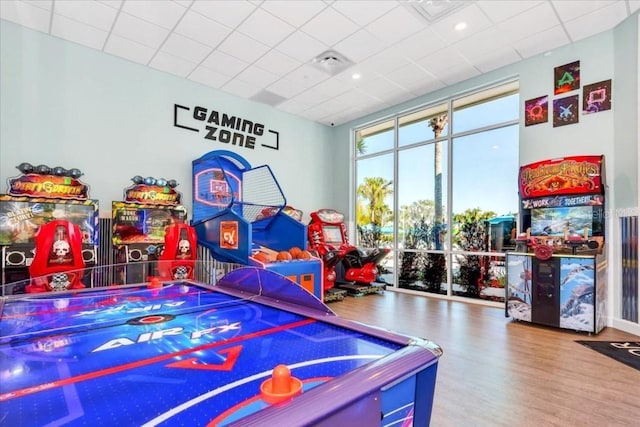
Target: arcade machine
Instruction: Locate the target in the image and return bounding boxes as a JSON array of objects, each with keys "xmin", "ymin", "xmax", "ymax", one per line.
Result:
[
  {"xmin": 0, "ymin": 163, "xmax": 98, "ymax": 295},
  {"xmin": 157, "ymin": 222, "xmax": 198, "ymax": 281},
  {"xmin": 506, "ymin": 155, "xmax": 607, "ymax": 334},
  {"xmin": 308, "ymin": 209, "xmax": 388, "ymax": 297},
  {"xmin": 191, "ymin": 150, "xmax": 324, "ymax": 300},
  {"xmin": 111, "ymin": 176, "xmax": 187, "ymax": 284}
]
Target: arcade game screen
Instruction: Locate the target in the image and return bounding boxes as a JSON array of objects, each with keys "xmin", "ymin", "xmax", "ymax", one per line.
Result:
[
  {"xmin": 529, "ymin": 206, "xmax": 603, "ymax": 237},
  {"xmin": 0, "ymin": 198, "xmax": 98, "ymax": 246},
  {"xmin": 111, "ymin": 202, "xmax": 187, "ymax": 245},
  {"xmin": 323, "ymin": 226, "xmax": 343, "ymax": 246}
]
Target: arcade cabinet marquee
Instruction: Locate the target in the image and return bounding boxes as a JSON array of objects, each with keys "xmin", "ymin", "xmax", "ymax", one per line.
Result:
[{"xmin": 506, "ymin": 155, "xmax": 607, "ymax": 334}]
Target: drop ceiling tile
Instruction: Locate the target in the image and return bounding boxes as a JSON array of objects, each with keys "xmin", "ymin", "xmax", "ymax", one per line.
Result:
[
  {"xmin": 236, "ymin": 8, "xmax": 295, "ymax": 46},
  {"xmin": 384, "ymin": 62, "xmax": 436, "ymax": 90},
  {"xmin": 235, "ymin": 65, "xmax": 281, "ymax": 87},
  {"xmin": 629, "ymin": 1, "xmax": 640, "ymax": 13},
  {"xmin": 121, "ymin": 0, "xmax": 186, "ymax": 29},
  {"xmin": 495, "ymin": 2, "xmax": 560, "ymax": 40},
  {"xmin": 161, "ymin": 32, "xmax": 212, "ymax": 64},
  {"xmin": 551, "ymin": 0, "xmax": 618, "ymax": 23},
  {"xmin": 354, "ymin": 75, "xmax": 407, "ymax": 99},
  {"xmin": 512, "ymin": 25, "xmax": 570, "ymax": 58},
  {"xmin": 331, "ymin": 0, "xmax": 398, "ymax": 26},
  {"xmin": 563, "ymin": 1, "xmax": 628, "ymax": 42},
  {"xmin": 253, "ymin": 50, "xmax": 302, "ymax": 76},
  {"xmin": 174, "ymin": 10, "xmax": 232, "ymax": 48},
  {"xmin": 0, "ymin": 1, "xmax": 51, "ymax": 33},
  {"xmin": 310, "ymin": 77, "xmax": 354, "ymax": 98},
  {"xmin": 217, "ymin": 31, "xmax": 270, "ymax": 63},
  {"xmin": 54, "ymin": 0, "xmax": 117, "ymax": 31},
  {"xmin": 429, "ymin": 4, "xmax": 493, "ymax": 44},
  {"xmin": 98, "ymin": 1, "xmax": 123, "ymax": 10},
  {"xmin": 104, "ymin": 33, "xmax": 156, "ymax": 64},
  {"xmin": 51, "ymin": 14, "xmax": 108, "ymax": 50},
  {"xmin": 438, "ymin": 63, "xmax": 482, "ymax": 86},
  {"xmin": 454, "ymin": 27, "xmax": 511, "ymax": 59},
  {"xmin": 358, "ymin": 47, "xmax": 412, "ymax": 75},
  {"xmin": 416, "ymin": 48, "xmax": 468, "ymax": 75},
  {"xmin": 300, "ymin": 6, "xmax": 359, "ymax": 46},
  {"xmin": 283, "ymin": 63, "xmax": 330, "ymax": 88},
  {"xmin": 275, "ymin": 30, "xmax": 328, "ymax": 62},
  {"xmin": 476, "ymin": 0, "xmax": 544, "ymax": 24},
  {"xmin": 390, "ymin": 28, "xmax": 448, "ymax": 61},
  {"xmin": 23, "ymin": 1, "xmax": 53, "ymax": 11},
  {"xmin": 267, "ymin": 77, "xmax": 308, "ymax": 98},
  {"xmin": 470, "ymin": 47, "xmax": 522, "ymax": 73},
  {"xmin": 222, "ymin": 78, "xmax": 261, "ymax": 98},
  {"xmin": 260, "ymin": 0, "xmax": 327, "ymax": 27},
  {"xmin": 378, "ymin": 89, "xmax": 418, "ymax": 107},
  {"xmin": 276, "ymin": 98, "xmax": 312, "ymax": 115},
  {"xmin": 173, "ymin": 0, "xmax": 193, "ymax": 7},
  {"xmin": 190, "ymin": 0, "xmax": 256, "ymax": 29},
  {"xmin": 333, "ymin": 29, "xmax": 387, "ymax": 62},
  {"xmin": 409, "ymin": 79, "xmax": 446, "ymax": 97},
  {"xmin": 189, "ymin": 65, "xmax": 231, "ymax": 88},
  {"xmin": 331, "ymin": 88, "xmax": 379, "ymax": 109},
  {"xmin": 365, "ymin": 5, "xmax": 426, "ymax": 45},
  {"xmin": 201, "ymin": 50, "xmax": 249, "ymax": 77},
  {"xmin": 149, "ymin": 50, "xmax": 196, "ymax": 77},
  {"xmin": 113, "ymin": 12, "xmax": 170, "ymax": 49}
]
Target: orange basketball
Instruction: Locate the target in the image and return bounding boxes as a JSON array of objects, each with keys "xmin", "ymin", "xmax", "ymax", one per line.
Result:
[
  {"xmin": 276, "ymin": 251, "xmax": 292, "ymax": 261},
  {"xmin": 296, "ymin": 250, "xmax": 312, "ymax": 260},
  {"xmin": 289, "ymin": 246, "xmax": 302, "ymax": 258},
  {"xmin": 253, "ymin": 252, "xmax": 268, "ymax": 263}
]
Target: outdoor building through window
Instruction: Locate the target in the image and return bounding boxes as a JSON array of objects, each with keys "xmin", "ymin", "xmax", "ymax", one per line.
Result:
[{"xmin": 354, "ymin": 81, "xmax": 519, "ymax": 302}]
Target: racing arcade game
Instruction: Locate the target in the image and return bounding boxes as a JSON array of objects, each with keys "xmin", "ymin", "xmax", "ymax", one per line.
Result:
[
  {"xmin": 506, "ymin": 155, "xmax": 607, "ymax": 334},
  {"xmin": 112, "ymin": 176, "xmax": 187, "ymax": 284},
  {"xmin": 308, "ymin": 209, "xmax": 387, "ymax": 297},
  {"xmin": 0, "ymin": 163, "xmax": 98, "ymax": 295}
]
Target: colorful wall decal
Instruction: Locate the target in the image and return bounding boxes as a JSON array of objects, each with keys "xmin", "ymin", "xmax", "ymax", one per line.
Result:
[
  {"xmin": 554, "ymin": 60, "xmax": 580, "ymax": 95},
  {"xmin": 553, "ymin": 95, "xmax": 579, "ymax": 127},
  {"xmin": 524, "ymin": 95, "xmax": 548, "ymax": 126},
  {"xmin": 582, "ymin": 79, "xmax": 612, "ymax": 114}
]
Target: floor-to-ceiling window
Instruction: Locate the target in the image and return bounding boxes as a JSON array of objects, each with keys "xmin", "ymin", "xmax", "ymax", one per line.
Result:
[{"xmin": 354, "ymin": 81, "xmax": 519, "ymax": 302}]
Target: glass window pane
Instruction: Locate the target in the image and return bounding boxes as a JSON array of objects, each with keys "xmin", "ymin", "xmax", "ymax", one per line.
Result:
[
  {"xmin": 398, "ymin": 104, "xmax": 448, "ymax": 147},
  {"xmin": 453, "ymin": 92, "xmax": 519, "ymax": 134},
  {"xmin": 451, "ymin": 125, "xmax": 519, "ymax": 219},
  {"xmin": 398, "ymin": 143, "xmax": 448, "ymax": 250},
  {"xmin": 355, "ymin": 119, "xmax": 394, "ymax": 156},
  {"xmin": 398, "ymin": 251, "xmax": 447, "ymax": 295},
  {"xmin": 355, "ymin": 153, "xmax": 394, "ymax": 247}
]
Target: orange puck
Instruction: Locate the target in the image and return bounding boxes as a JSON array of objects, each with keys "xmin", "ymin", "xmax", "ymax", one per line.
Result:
[{"xmin": 260, "ymin": 364, "xmax": 303, "ymax": 404}]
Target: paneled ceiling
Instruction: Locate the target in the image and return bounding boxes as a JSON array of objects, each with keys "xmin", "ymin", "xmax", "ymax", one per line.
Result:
[{"xmin": 1, "ymin": 0, "xmax": 638, "ymax": 126}]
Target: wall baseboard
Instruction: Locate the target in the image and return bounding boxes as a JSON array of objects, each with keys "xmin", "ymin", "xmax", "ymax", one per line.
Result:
[{"xmin": 611, "ymin": 318, "xmax": 640, "ymax": 337}]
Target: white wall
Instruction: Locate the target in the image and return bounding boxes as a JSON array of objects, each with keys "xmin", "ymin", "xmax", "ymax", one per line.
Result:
[{"xmin": 0, "ymin": 21, "xmax": 337, "ymax": 221}]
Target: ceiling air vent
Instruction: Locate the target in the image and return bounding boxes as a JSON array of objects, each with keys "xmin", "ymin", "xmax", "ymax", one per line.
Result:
[
  {"xmin": 250, "ymin": 90, "xmax": 287, "ymax": 106},
  {"xmin": 311, "ymin": 50, "xmax": 353, "ymax": 76},
  {"xmin": 403, "ymin": 0, "xmax": 470, "ymax": 23}
]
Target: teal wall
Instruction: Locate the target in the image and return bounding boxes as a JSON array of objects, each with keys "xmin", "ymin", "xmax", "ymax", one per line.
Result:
[{"xmin": 0, "ymin": 20, "xmax": 336, "ymax": 220}]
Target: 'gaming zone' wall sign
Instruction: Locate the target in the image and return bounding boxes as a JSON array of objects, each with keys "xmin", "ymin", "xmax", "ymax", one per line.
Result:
[{"xmin": 173, "ymin": 104, "xmax": 280, "ymax": 151}]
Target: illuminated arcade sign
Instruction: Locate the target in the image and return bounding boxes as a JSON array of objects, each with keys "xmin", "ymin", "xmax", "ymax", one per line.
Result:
[
  {"xmin": 123, "ymin": 176, "xmax": 182, "ymax": 206},
  {"xmin": 173, "ymin": 103, "xmax": 280, "ymax": 151},
  {"xmin": 518, "ymin": 155, "xmax": 604, "ymax": 199}
]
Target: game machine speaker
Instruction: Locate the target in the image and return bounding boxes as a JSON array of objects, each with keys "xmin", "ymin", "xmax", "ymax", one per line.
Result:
[
  {"xmin": 157, "ymin": 223, "xmax": 197, "ymax": 280},
  {"xmin": 27, "ymin": 220, "xmax": 86, "ymax": 293}
]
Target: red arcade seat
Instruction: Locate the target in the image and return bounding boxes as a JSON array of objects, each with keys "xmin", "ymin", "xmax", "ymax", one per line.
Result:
[
  {"xmin": 158, "ymin": 223, "xmax": 197, "ymax": 280},
  {"xmin": 27, "ymin": 220, "xmax": 86, "ymax": 293}
]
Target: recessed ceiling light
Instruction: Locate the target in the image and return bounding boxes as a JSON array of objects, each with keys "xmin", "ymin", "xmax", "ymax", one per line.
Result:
[
  {"xmin": 352, "ymin": 73, "xmax": 361, "ymax": 80},
  {"xmin": 454, "ymin": 22, "xmax": 467, "ymax": 31}
]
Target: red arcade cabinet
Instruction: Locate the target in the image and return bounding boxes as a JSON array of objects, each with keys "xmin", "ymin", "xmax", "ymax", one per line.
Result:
[
  {"xmin": 308, "ymin": 209, "xmax": 388, "ymax": 298},
  {"xmin": 157, "ymin": 223, "xmax": 197, "ymax": 280},
  {"xmin": 27, "ymin": 220, "xmax": 86, "ymax": 293}
]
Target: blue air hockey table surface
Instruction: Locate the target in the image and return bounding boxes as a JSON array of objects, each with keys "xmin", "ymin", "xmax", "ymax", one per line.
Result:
[{"xmin": 0, "ymin": 267, "xmax": 442, "ymax": 426}]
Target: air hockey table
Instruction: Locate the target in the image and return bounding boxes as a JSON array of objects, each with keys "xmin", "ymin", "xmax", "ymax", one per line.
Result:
[{"xmin": 0, "ymin": 267, "xmax": 442, "ymax": 426}]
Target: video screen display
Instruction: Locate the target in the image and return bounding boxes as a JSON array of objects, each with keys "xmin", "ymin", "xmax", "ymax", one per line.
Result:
[
  {"xmin": 530, "ymin": 206, "xmax": 597, "ymax": 237},
  {"xmin": 112, "ymin": 202, "xmax": 187, "ymax": 245},
  {"xmin": 0, "ymin": 196, "xmax": 98, "ymax": 246},
  {"xmin": 323, "ymin": 225, "xmax": 344, "ymax": 245}
]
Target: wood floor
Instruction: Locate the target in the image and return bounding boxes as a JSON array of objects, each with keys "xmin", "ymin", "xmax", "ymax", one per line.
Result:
[{"xmin": 329, "ymin": 291, "xmax": 640, "ymax": 427}]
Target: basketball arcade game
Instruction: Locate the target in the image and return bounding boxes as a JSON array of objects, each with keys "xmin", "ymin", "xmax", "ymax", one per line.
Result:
[
  {"xmin": 111, "ymin": 176, "xmax": 188, "ymax": 284},
  {"xmin": 191, "ymin": 150, "xmax": 323, "ymax": 300},
  {"xmin": 308, "ymin": 209, "xmax": 387, "ymax": 298},
  {"xmin": 0, "ymin": 163, "xmax": 99, "ymax": 295},
  {"xmin": 506, "ymin": 155, "xmax": 607, "ymax": 333}
]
